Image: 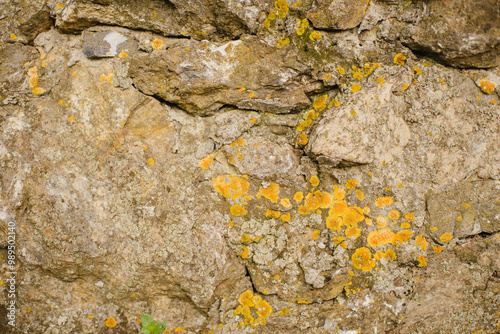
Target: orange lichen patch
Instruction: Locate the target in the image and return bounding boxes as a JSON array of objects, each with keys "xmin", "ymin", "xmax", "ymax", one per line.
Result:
[
  {"xmin": 100, "ymin": 73, "xmax": 114, "ymax": 84},
  {"xmin": 28, "ymin": 66, "xmax": 39, "ymax": 89},
  {"xmin": 32, "ymin": 87, "xmax": 45, "ymax": 95},
  {"xmin": 413, "ymin": 65, "xmax": 422, "ymax": 75},
  {"xmin": 265, "ymin": 209, "xmax": 281, "ymax": 219},
  {"xmin": 296, "ymin": 18, "xmax": 309, "ymax": 36},
  {"xmin": 491, "ymin": 99, "xmax": 497, "ymax": 104},
  {"xmin": 333, "ymin": 187, "xmax": 346, "ymax": 200},
  {"xmin": 387, "ymin": 209, "xmax": 400, "ymax": 220},
  {"xmin": 228, "ymin": 220, "xmax": 234, "ymax": 227},
  {"xmin": 238, "ymin": 87, "xmax": 246, "ymax": 93},
  {"xmin": 303, "ymin": 190, "xmax": 333, "ymax": 212},
  {"xmin": 313, "ymin": 94, "xmax": 328, "ymax": 111},
  {"xmin": 417, "ymin": 255, "xmax": 427, "ymax": 267},
  {"xmin": 87, "ymin": 315, "xmax": 93, "ymax": 319},
  {"xmin": 256, "ymin": 182, "xmax": 280, "ymax": 203},
  {"xmin": 105, "ymin": 317, "xmax": 117, "ymax": 328},
  {"xmin": 239, "ymin": 247, "xmax": 249, "ymax": 259},
  {"xmin": 365, "ymin": 218, "xmax": 373, "ymax": 226},
  {"xmin": 231, "ymin": 204, "xmax": 248, "ymax": 217},
  {"xmin": 118, "ymin": 50, "xmax": 129, "ymax": 58},
  {"xmin": 250, "ymin": 116, "xmax": 257, "ymax": 123},
  {"xmin": 355, "ymin": 189, "xmax": 364, "ymax": 201},
  {"xmin": 394, "ymin": 53, "xmax": 406, "ymax": 66},
  {"xmin": 147, "ymin": 158, "xmax": 155, "ymax": 166},
  {"xmin": 311, "ymin": 229, "xmax": 321, "ymax": 240},
  {"xmin": 430, "ymin": 226, "xmax": 437, "ymax": 232},
  {"xmin": 309, "ymin": 175, "xmax": 320, "ymax": 187},
  {"xmin": 343, "ymin": 207, "xmax": 365, "ymax": 227},
  {"xmin": 326, "ymin": 216, "xmax": 343, "ymax": 233},
  {"xmin": 67, "ymin": 116, "xmax": 75, "ymax": 122},
  {"xmin": 345, "ymin": 224, "xmax": 362, "ymax": 239},
  {"xmin": 374, "ymin": 196, "xmax": 393, "ymax": 208},
  {"xmin": 296, "ymin": 132, "xmax": 308, "ymax": 146},
  {"xmin": 280, "ymin": 213, "xmax": 290, "ymax": 222},
  {"xmin": 361, "ymin": 62, "xmax": 381, "ymax": 77},
  {"xmin": 367, "ymin": 228, "xmax": 395, "ymax": 247},
  {"xmin": 352, "ymin": 247, "xmax": 376, "ymax": 271},
  {"xmin": 374, "ymin": 249, "xmax": 396, "ymax": 262},
  {"xmin": 432, "ymin": 245, "xmax": 443, "ymax": 254},
  {"xmin": 439, "ymin": 233, "xmax": 453, "ymax": 243},
  {"xmin": 230, "ymin": 139, "xmax": 245, "ymax": 147},
  {"xmin": 239, "ymin": 290, "xmax": 255, "ymax": 308},
  {"xmin": 351, "ymin": 84, "xmax": 361, "ymax": 93},
  {"xmin": 275, "ymin": 0, "xmax": 289, "ymax": 18},
  {"xmin": 255, "ymin": 300, "xmax": 272, "ymax": 318},
  {"xmin": 309, "ymin": 31, "xmax": 322, "ymax": 41},
  {"xmin": 400, "ymin": 222, "xmax": 411, "ymax": 229},
  {"xmin": 402, "ymin": 83, "xmax": 410, "ymax": 91},
  {"xmin": 297, "ymin": 109, "xmax": 319, "ymax": 132},
  {"xmin": 337, "ymin": 66, "xmax": 345, "ymax": 75},
  {"xmin": 329, "ymin": 200, "xmax": 347, "ymax": 217},
  {"xmin": 57, "ymin": 3, "xmax": 64, "ymax": 9},
  {"xmin": 241, "ymin": 234, "xmax": 262, "ymax": 243},
  {"xmin": 376, "ymin": 216, "xmax": 388, "ymax": 228},
  {"xmin": 10, "ymin": 33, "xmax": 16, "ymax": 40},
  {"xmin": 198, "ymin": 152, "xmax": 218, "ymax": 170},
  {"xmin": 345, "ymin": 179, "xmax": 358, "ymax": 189},
  {"xmin": 404, "ymin": 212, "xmax": 414, "ymax": 221},
  {"xmin": 395, "ymin": 229, "xmax": 412, "ymax": 243},
  {"xmin": 280, "ymin": 198, "xmax": 291, "ymax": 208},
  {"xmin": 376, "ymin": 77, "xmax": 385, "ymax": 84},
  {"xmin": 322, "ymin": 73, "xmax": 332, "ymax": 81},
  {"xmin": 212, "ymin": 175, "xmax": 250, "ymax": 201},
  {"xmin": 362, "ymin": 206, "xmax": 370, "ymax": 215},
  {"xmin": 479, "ymin": 79, "xmax": 496, "ymax": 94},
  {"xmin": 415, "ymin": 236, "xmax": 427, "ymax": 250},
  {"xmin": 277, "ymin": 37, "xmax": 290, "ymax": 48},
  {"xmin": 293, "ymin": 191, "xmax": 304, "ymax": 203},
  {"xmin": 151, "ymin": 38, "xmax": 164, "ymax": 50},
  {"xmin": 174, "ymin": 328, "xmax": 186, "ymax": 333}
]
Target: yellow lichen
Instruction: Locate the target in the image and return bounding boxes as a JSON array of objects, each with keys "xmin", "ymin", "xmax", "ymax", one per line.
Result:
[
  {"xmin": 355, "ymin": 189, "xmax": 364, "ymax": 201},
  {"xmin": 345, "ymin": 179, "xmax": 358, "ymax": 189},
  {"xmin": 374, "ymin": 249, "xmax": 397, "ymax": 262},
  {"xmin": 439, "ymin": 233, "xmax": 453, "ymax": 243},
  {"xmin": 239, "ymin": 247, "xmax": 249, "ymax": 259},
  {"xmin": 413, "ymin": 65, "xmax": 422, "ymax": 75},
  {"xmin": 326, "ymin": 216, "xmax": 343, "ymax": 233},
  {"xmin": 351, "ymin": 247, "xmax": 376, "ymax": 271},
  {"xmin": 198, "ymin": 152, "xmax": 218, "ymax": 170},
  {"xmin": 367, "ymin": 228, "xmax": 395, "ymax": 247},
  {"xmin": 374, "ymin": 196, "xmax": 393, "ymax": 208},
  {"xmin": 333, "ymin": 187, "xmax": 346, "ymax": 200},
  {"xmin": 402, "ymin": 83, "xmax": 410, "ymax": 91},
  {"xmin": 277, "ymin": 37, "xmax": 290, "ymax": 48},
  {"xmin": 293, "ymin": 191, "xmax": 304, "ymax": 203},
  {"xmin": 275, "ymin": 0, "xmax": 289, "ymax": 18},
  {"xmin": 118, "ymin": 50, "xmax": 129, "ymax": 58},
  {"xmin": 296, "ymin": 132, "xmax": 308, "ymax": 146},
  {"xmin": 297, "ymin": 109, "xmax": 318, "ymax": 132},
  {"xmin": 105, "ymin": 317, "xmax": 117, "ymax": 328},
  {"xmin": 265, "ymin": 209, "xmax": 280, "ymax": 219},
  {"xmin": 351, "ymin": 66, "xmax": 363, "ymax": 80},
  {"xmin": 479, "ymin": 79, "xmax": 496, "ymax": 94},
  {"xmin": 376, "ymin": 77, "xmax": 385, "ymax": 84},
  {"xmin": 256, "ymin": 182, "xmax": 280, "ymax": 203},
  {"xmin": 417, "ymin": 255, "xmax": 427, "ymax": 267},
  {"xmin": 309, "ymin": 31, "xmax": 322, "ymax": 41},
  {"xmin": 32, "ymin": 87, "xmax": 45, "ymax": 95},
  {"xmin": 415, "ymin": 236, "xmax": 427, "ymax": 250},
  {"xmin": 238, "ymin": 87, "xmax": 246, "ymax": 93},
  {"xmin": 432, "ymin": 245, "xmax": 443, "ymax": 254},
  {"xmin": 296, "ymin": 18, "xmax": 309, "ymax": 36},
  {"xmin": 212, "ymin": 175, "xmax": 250, "ymax": 201},
  {"xmin": 56, "ymin": 3, "xmax": 64, "ymax": 9},
  {"xmin": 147, "ymin": 158, "xmax": 155, "ymax": 166},
  {"xmin": 28, "ymin": 66, "xmax": 39, "ymax": 89},
  {"xmin": 280, "ymin": 213, "xmax": 290, "ymax": 222},
  {"xmin": 313, "ymin": 94, "xmax": 328, "ymax": 110},
  {"xmin": 151, "ymin": 39, "xmax": 164, "ymax": 50},
  {"xmin": 311, "ymin": 229, "xmax": 320, "ymax": 240},
  {"xmin": 10, "ymin": 33, "xmax": 17, "ymax": 40},
  {"xmin": 345, "ymin": 224, "xmax": 362, "ymax": 239},
  {"xmin": 337, "ymin": 66, "xmax": 345, "ymax": 75},
  {"xmin": 100, "ymin": 73, "xmax": 113, "ymax": 84},
  {"xmin": 400, "ymin": 222, "xmax": 411, "ymax": 229},
  {"xmin": 250, "ymin": 116, "xmax": 257, "ymax": 123},
  {"xmin": 231, "ymin": 204, "xmax": 248, "ymax": 217},
  {"xmin": 67, "ymin": 116, "xmax": 75, "ymax": 122},
  {"xmin": 404, "ymin": 212, "xmax": 414, "ymax": 221},
  {"xmin": 174, "ymin": 328, "xmax": 185, "ymax": 333},
  {"xmin": 351, "ymin": 84, "xmax": 361, "ymax": 93},
  {"xmin": 310, "ymin": 175, "xmax": 320, "ymax": 187},
  {"xmin": 394, "ymin": 53, "xmax": 406, "ymax": 66},
  {"xmin": 387, "ymin": 209, "xmax": 400, "ymax": 220},
  {"xmin": 248, "ymin": 91, "xmax": 255, "ymax": 98},
  {"xmin": 395, "ymin": 229, "xmax": 412, "ymax": 243},
  {"xmin": 376, "ymin": 216, "xmax": 388, "ymax": 228}
]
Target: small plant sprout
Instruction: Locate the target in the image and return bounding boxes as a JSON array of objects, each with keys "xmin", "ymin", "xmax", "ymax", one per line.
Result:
[{"xmin": 140, "ymin": 314, "xmax": 166, "ymax": 334}]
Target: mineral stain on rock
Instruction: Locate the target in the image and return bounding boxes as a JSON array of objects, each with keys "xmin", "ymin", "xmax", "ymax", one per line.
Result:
[{"xmin": 0, "ymin": 0, "xmax": 499, "ymax": 333}]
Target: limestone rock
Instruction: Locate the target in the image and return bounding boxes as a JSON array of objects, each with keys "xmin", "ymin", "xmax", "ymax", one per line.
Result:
[{"xmin": 307, "ymin": 0, "xmax": 370, "ymax": 30}]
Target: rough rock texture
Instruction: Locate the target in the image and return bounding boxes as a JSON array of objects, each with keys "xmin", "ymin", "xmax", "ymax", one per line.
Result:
[{"xmin": 0, "ymin": 0, "xmax": 499, "ymax": 333}]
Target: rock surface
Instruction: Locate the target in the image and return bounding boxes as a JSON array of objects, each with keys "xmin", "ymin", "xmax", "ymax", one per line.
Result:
[{"xmin": 0, "ymin": 0, "xmax": 499, "ymax": 333}]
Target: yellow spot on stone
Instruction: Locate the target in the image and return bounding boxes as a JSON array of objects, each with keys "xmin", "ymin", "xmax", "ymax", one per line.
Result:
[
  {"xmin": 337, "ymin": 66, "xmax": 345, "ymax": 75},
  {"xmin": 100, "ymin": 73, "xmax": 113, "ymax": 84},
  {"xmin": 376, "ymin": 216, "xmax": 388, "ymax": 228},
  {"xmin": 387, "ymin": 209, "xmax": 400, "ymax": 220},
  {"xmin": 333, "ymin": 187, "xmax": 346, "ymax": 200},
  {"xmin": 88, "ymin": 315, "xmax": 93, "ymax": 319},
  {"xmin": 309, "ymin": 31, "xmax": 322, "ymax": 41},
  {"xmin": 198, "ymin": 152, "xmax": 218, "ymax": 169},
  {"xmin": 296, "ymin": 18, "xmax": 309, "ymax": 35},
  {"xmin": 311, "ymin": 229, "xmax": 320, "ymax": 240},
  {"xmin": 345, "ymin": 179, "xmax": 358, "ymax": 189},
  {"xmin": 334, "ymin": 99, "xmax": 340, "ymax": 107},
  {"xmin": 313, "ymin": 94, "xmax": 328, "ymax": 110},
  {"xmin": 479, "ymin": 79, "xmax": 496, "ymax": 94},
  {"xmin": 32, "ymin": 87, "xmax": 44, "ymax": 95},
  {"xmin": 374, "ymin": 249, "xmax": 396, "ymax": 262},
  {"xmin": 432, "ymin": 245, "xmax": 443, "ymax": 254},
  {"xmin": 352, "ymin": 247, "xmax": 376, "ymax": 271},
  {"xmin": 404, "ymin": 212, "xmax": 414, "ymax": 221},
  {"xmin": 376, "ymin": 77, "xmax": 385, "ymax": 84},
  {"xmin": 415, "ymin": 236, "xmax": 427, "ymax": 250},
  {"xmin": 362, "ymin": 206, "xmax": 370, "ymax": 215},
  {"xmin": 351, "ymin": 83, "xmax": 361, "ymax": 93},
  {"xmin": 248, "ymin": 91, "xmax": 255, "ymax": 98},
  {"xmin": 212, "ymin": 175, "xmax": 250, "ymax": 201},
  {"xmin": 67, "ymin": 116, "xmax": 75, "ymax": 122},
  {"xmin": 356, "ymin": 189, "xmax": 364, "ymax": 201},
  {"xmin": 147, "ymin": 158, "xmax": 155, "ymax": 166},
  {"xmin": 238, "ymin": 87, "xmax": 246, "ymax": 92},
  {"xmin": 417, "ymin": 255, "xmax": 427, "ymax": 267},
  {"xmin": 277, "ymin": 37, "xmax": 290, "ymax": 48},
  {"xmin": 350, "ymin": 109, "xmax": 357, "ymax": 116},
  {"xmin": 456, "ymin": 215, "xmax": 462, "ymax": 221},
  {"xmin": 296, "ymin": 132, "xmax": 308, "ymax": 146},
  {"xmin": 439, "ymin": 77, "xmax": 445, "ymax": 83},
  {"xmin": 118, "ymin": 50, "xmax": 129, "ymax": 58},
  {"xmin": 228, "ymin": 220, "xmax": 234, "ymax": 227},
  {"xmin": 439, "ymin": 233, "xmax": 452, "ymax": 243},
  {"xmin": 394, "ymin": 53, "xmax": 406, "ymax": 66},
  {"xmin": 174, "ymin": 328, "xmax": 186, "ymax": 333},
  {"xmin": 142, "ymin": 145, "xmax": 148, "ymax": 150},
  {"xmin": 402, "ymin": 84, "xmax": 410, "ymax": 91},
  {"xmin": 10, "ymin": 33, "xmax": 17, "ymax": 40},
  {"xmin": 250, "ymin": 116, "xmax": 257, "ymax": 123},
  {"xmin": 310, "ymin": 175, "xmax": 320, "ymax": 187},
  {"xmin": 57, "ymin": 3, "xmax": 64, "ymax": 9},
  {"xmin": 256, "ymin": 182, "xmax": 280, "ymax": 203},
  {"xmin": 58, "ymin": 100, "xmax": 63, "ymax": 105},
  {"xmin": 367, "ymin": 228, "xmax": 395, "ymax": 247},
  {"xmin": 374, "ymin": 196, "xmax": 393, "ymax": 208},
  {"xmin": 430, "ymin": 226, "xmax": 437, "ymax": 232},
  {"xmin": 275, "ymin": 0, "xmax": 289, "ymax": 18},
  {"xmin": 413, "ymin": 65, "xmax": 422, "ymax": 75},
  {"xmin": 293, "ymin": 191, "xmax": 304, "ymax": 203},
  {"xmin": 265, "ymin": 209, "xmax": 280, "ymax": 219},
  {"xmin": 239, "ymin": 247, "xmax": 249, "ymax": 259},
  {"xmin": 491, "ymin": 99, "xmax": 497, "ymax": 104},
  {"xmin": 280, "ymin": 213, "xmax": 290, "ymax": 222},
  {"xmin": 151, "ymin": 38, "xmax": 164, "ymax": 50},
  {"xmin": 400, "ymin": 222, "xmax": 411, "ymax": 229},
  {"xmin": 105, "ymin": 317, "xmax": 117, "ymax": 328},
  {"xmin": 231, "ymin": 204, "xmax": 248, "ymax": 217},
  {"xmin": 280, "ymin": 198, "xmax": 291, "ymax": 208}
]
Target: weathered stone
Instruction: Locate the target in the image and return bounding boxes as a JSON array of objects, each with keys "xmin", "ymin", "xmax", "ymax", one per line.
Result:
[
  {"xmin": 427, "ymin": 180, "xmax": 500, "ymax": 241},
  {"xmin": 307, "ymin": 0, "xmax": 370, "ymax": 30},
  {"xmin": 82, "ymin": 30, "xmax": 138, "ymax": 58}
]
